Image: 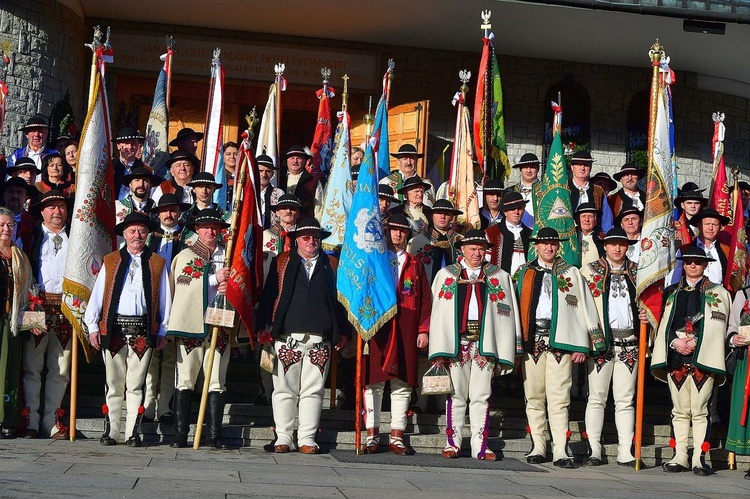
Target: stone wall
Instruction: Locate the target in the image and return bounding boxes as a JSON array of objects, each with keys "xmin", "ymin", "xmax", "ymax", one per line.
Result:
[
  {"xmin": 87, "ymin": 17, "xmax": 750, "ymax": 188},
  {"xmin": 0, "ymin": 0, "xmax": 86, "ymax": 155}
]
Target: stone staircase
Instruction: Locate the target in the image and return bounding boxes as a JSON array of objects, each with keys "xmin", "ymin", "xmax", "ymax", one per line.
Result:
[{"xmin": 67, "ymin": 358, "xmax": 749, "ymax": 468}]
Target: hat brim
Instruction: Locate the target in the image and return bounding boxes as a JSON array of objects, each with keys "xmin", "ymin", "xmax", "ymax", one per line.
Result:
[
  {"xmin": 19, "ymin": 124, "xmax": 50, "ymax": 132},
  {"xmin": 529, "ymin": 236, "xmax": 569, "ymax": 243},
  {"xmin": 149, "ymin": 202, "xmax": 192, "ymax": 214},
  {"xmin": 390, "ymin": 152, "xmax": 424, "ymax": 159},
  {"xmin": 500, "ymin": 200, "xmax": 528, "ymax": 211},
  {"xmin": 676, "ymin": 254, "xmax": 716, "ymax": 263},
  {"xmin": 271, "ymin": 202, "xmax": 304, "ymax": 212},
  {"xmin": 257, "ymin": 161, "xmax": 277, "ymax": 170},
  {"xmin": 114, "ymin": 218, "xmax": 159, "ymax": 236},
  {"xmin": 187, "ymin": 180, "xmax": 223, "ymax": 189},
  {"xmin": 603, "ymin": 236, "xmax": 638, "ymax": 246},
  {"xmin": 186, "ymin": 218, "xmax": 231, "ymax": 231},
  {"xmin": 397, "ymin": 181, "xmax": 431, "ymax": 194},
  {"xmin": 1, "ymin": 182, "xmax": 39, "ymax": 199},
  {"xmin": 29, "ymin": 195, "xmax": 74, "ymax": 217},
  {"xmin": 169, "ymin": 132, "xmax": 204, "ymax": 147},
  {"xmin": 591, "ymin": 178, "xmax": 618, "ymax": 191},
  {"xmin": 7, "ymin": 165, "xmax": 42, "ymax": 175},
  {"xmin": 288, "ymin": 228, "xmax": 332, "ymax": 240},
  {"xmin": 454, "ymin": 238, "xmax": 495, "ymax": 249},
  {"xmin": 112, "ymin": 136, "xmax": 145, "ymax": 143},
  {"xmin": 166, "ymin": 156, "xmax": 199, "ymax": 168},
  {"xmin": 613, "ymin": 170, "xmax": 645, "ymax": 181},
  {"xmin": 688, "ymin": 213, "xmax": 730, "ymax": 227},
  {"xmin": 512, "ymin": 161, "xmax": 540, "ymax": 169},
  {"xmin": 121, "ymin": 173, "xmax": 162, "ymax": 187}
]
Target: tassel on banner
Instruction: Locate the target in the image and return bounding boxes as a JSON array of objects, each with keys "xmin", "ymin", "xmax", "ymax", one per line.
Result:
[{"xmin": 363, "ymin": 340, "xmax": 369, "ymax": 356}]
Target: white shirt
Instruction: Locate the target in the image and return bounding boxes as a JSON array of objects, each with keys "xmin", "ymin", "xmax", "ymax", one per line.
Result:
[
  {"xmin": 38, "ymin": 224, "xmax": 68, "ymax": 293},
  {"xmin": 606, "ymin": 260, "xmax": 633, "ymax": 330},
  {"xmin": 626, "ymin": 236, "xmax": 642, "ymax": 264},
  {"xmin": 156, "ymin": 224, "xmax": 181, "ymax": 267},
  {"xmin": 506, "ymin": 221, "xmax": 527, "ymax": 276},
  {"xmin": 151, "ymin": 184, "xmax": 193, "ymax": 205},
  {"xmin": 460, "ymin": 260, "xmax": 482, "ymax": 321},
  {"xmin": 572, "ymin": 181, "xmax": 590, "ymax": 206},
  {"xmin": 535, "ymin": 260, "xmax": 553, "ymax": 320},
  {"xmin": 624, "ymin": 190, "xmax": 644, "ymax": 211},
  {"xmin": 84, "ymin": 250, "xmax": 173, "ymax": 336},
  {"xmin": 300, "ymin": 252, "xmax": 319, "ymax": 280},
  {"xmin": 697, "ymin": 239, "xmax": 723, "ymax": 285}
]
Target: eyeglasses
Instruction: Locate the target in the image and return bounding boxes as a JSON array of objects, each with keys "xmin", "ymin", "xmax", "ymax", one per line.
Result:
[
  {"xmin": 683, "ymin": 260, "xmax": 704, "ymax": 267},
  {"xmin": 299, "ymin": 235, "xmax": 320, "ymax": 242}
]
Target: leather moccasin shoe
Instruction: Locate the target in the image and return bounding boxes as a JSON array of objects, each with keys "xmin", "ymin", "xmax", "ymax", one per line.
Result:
[
  {"xmin": 583, "ymin": 457, "xmax": 601, "ymax": 467},
  {"xmin": 662, "ymin": 462, "xmax": 688, "ymax": 473},
  {"xmin": 693, "ymin": 466, "xmax": 714, "ymax": 476},
  {"xmin": 553, "ymin": 458, "xmax": 575, "ymax": 469},
  {"xmin": 274, "ymin": 444, "xmax": 290, "ymax": 453},
  {"xmin": 526, "ymin": 454, "xmax": 545, "ymax": 464},
  {"xmin": 299, "ymin": 445, "xmax": 319, "ymax": 454},
  {"xmin": 441, "ymin": 448, "xmax": 459, "ymax": 459},
  {"xmin": 479, "ymin": 450, "xmax": 497, "ymax": 461},
  {"xmin": 100, "ymin": 436, "xmax": 117, "ymax": 446}
]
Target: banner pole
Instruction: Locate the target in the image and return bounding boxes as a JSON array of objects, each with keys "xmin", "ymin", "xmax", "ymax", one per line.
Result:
[{"xmin": 354, "ymin": 333, "xmax": 363, "ymax": 455}]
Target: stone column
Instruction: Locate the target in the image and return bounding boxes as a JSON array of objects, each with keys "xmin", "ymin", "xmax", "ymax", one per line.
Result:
[{"xmin": 0, "ymin": 0, "xmax": 85, "ymax": 153}]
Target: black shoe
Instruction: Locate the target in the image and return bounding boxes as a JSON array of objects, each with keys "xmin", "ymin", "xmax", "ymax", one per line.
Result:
[
  {"xmin": 158, "ymin": 413, "xmax": 174, "ymax": 425},
  {"xmin": 526, "ymin": 454, "xmax": 546, "ymax": 464},
  {"xmin": 744, "ymin": 470, "xmax": 750, "ymax": 480},
  {"xmin": 140, "ymin": 416, "xmax": 155, "ymax": 424},
  {"xmin": 171, "ymin": 389, "xmax": 191, "ymax": 449},
  {"xmin": 617, "ymin": 460, "xmax": 637, "ymax": 468},
  {"xmin": 100, "ymin": 437, "xmax": 117, "ymax": 446},
  {"xmin": 207, "ymin": 392, "xmax": 232, "ymax": 451},
  {"xmin": 583, "ymin": 457, "xmax": 601, "ymax": 467},
  {"xmin": 170, "ymin": 436, "xmax": 187, "ymax": 448},
  {"xmin": 252, "ymin": 394, "xmax": 269, "ymax": 406},
  {"xmin": 126, "ymin": 436, "xmax": 142, "ymax": 448},
  {"xmin": 662, "ymin": 462, "xmax": 688, "ymax": 473},
  {"xmin": 553, "ymin": 458, "xmax": 575, "ymax": 469},
  {"xmin": 693, "ymin": 466, "xmax": 714, "ymax": 476}
]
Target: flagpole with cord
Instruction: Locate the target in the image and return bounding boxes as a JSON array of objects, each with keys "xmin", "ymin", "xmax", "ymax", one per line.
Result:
[
  {"xmin": 728, "ymin": 165, "xmax": 740, "ymax": 471},
  {"xmin": 481, "ymin": 10, "xmax": 491, "ymax": 180},
  {"xmin": 166, "ymin": 35, "xmax": 174, "ymax": 113},
  {"xmin": 192, "ymin": 115, "xmax": 253, "ymax": 450},
  {"xmin": 326, "ymin": 67, "xmax": 338, "ymax": 410},
  {"xmin": 69, "ymin": 26, "xmax": 107, "ymax": 442},
  {"xmin": 275, "ymin": 63, "xmax": 286, "ymax": 191},
  {"xmin": 634, "ymin": 40, "xmax": 664, "ymax": 471}
]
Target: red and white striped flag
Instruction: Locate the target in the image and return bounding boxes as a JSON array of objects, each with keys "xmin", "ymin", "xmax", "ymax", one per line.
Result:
[{"xmin": 202, "ymin": 49, "xmax": 225, "ymax": 178}]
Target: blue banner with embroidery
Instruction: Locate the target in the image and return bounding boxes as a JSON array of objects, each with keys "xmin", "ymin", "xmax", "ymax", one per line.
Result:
[
  {"xmin": 337, "ymin": 143, "xmax": 397, "ymax": 341},
  {"xmin": 320, "ymin": 111, "xmax": 354, "ymax": 252}
]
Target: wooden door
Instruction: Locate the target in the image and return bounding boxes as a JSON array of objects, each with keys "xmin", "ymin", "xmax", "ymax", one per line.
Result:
[{"xmin": 350, "ymin": 100, "xmax": 430, "ymax": 177}]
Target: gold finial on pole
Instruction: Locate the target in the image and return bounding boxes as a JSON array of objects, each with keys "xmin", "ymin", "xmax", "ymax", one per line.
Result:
[
  {"xmin": 341, "ymin": 74, "xmax": 349, "ymax": 112},
  {"xmin": 481, "ymin": 10, "xmax": 492, "ymax": 36},
  {"xmin": 459, "ymin": 69, "xmax": 471, "ymax": 99},
  {"xmin": 244, "ymin": 106, "xmax": 259, "ymax": 141},
  {"xmin": 364, "ymin": 96, "xmax": 374, "ymax": 142},
  {"xmin": 385, "ymin": 59, "xmax": 395, "ymax": 108}
]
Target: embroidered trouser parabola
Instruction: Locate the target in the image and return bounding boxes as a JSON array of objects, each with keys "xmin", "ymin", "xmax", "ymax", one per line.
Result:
[
  {"xmin": 445, "ymin": 339, "xmax": 495, "ymax": 459},
  {"xmin": 364, "ymin": 378, "xmax": 411, "ymax": 431},
  {"xmin": 523, "ymin": 339, "xmax": 573, "ymax": 462},
  {"xmin": 21, "ymin": 306, "xmax": 72, "ymax": 436},
  {"xmin": 144, "ymin": 339, "xmax": 176, "ymax": 419},
  {"xmin": 175, "ymin": 332, "xmax": 230, "ymax": 392},
  {"xmin": 666, "ymin": 366, "xmax": 715, "ymax": 469},
  {"xmin": 585, "ymin": 344, "xmax": 638, "ymax": 462},
  {"xmin": 102, "ymin": 340, "xmax": 153, "ymax": 442},
  {"xmin": 272, "ymin": 333, "xmax": 331, "ymax": 448}
]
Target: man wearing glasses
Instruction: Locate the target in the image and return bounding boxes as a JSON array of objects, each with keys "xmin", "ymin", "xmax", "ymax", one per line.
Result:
[{"xmin": 256, "ymin": 218, "xmax": 349, "ymax": 454}]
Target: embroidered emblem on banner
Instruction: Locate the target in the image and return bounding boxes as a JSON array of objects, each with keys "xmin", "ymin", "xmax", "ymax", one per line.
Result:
[{"xmin": 353, "ymin": 207, "xmax": 385, "ymax": 253}]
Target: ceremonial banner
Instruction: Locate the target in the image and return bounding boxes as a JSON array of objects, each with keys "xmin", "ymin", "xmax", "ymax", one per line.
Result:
[
  {"xmin": 309, "ymin": 84, "xmax": 335, "ymax": 180},
  {"xmin": 337, "ymin": 145, "xmax": 397, "ymax": 340},
  {"xmin": 62, "ymin": 58, "xmax": 116, "ymax": 362},
  {"xmin": 143, "ymin": 43, "xmax": 172, "ymax": 179},
  {"xmin": 530, "ymin": 102, "xmax": 579, "ymax": 266},
  {"xmin": 449, "ymin": 89, "xmax": 480, "ymax": 229},
  {"xmin": 637, "ymin": 56, "xmax": 677, "ymax": 328},
  {"xmin": 370, "ymin": 68, "xmax": 392, "ymax": 181},
  {"xmin": 255, "ymin": 83, "xmax": 280, "ymax": 183},
  {"xmin": 0, "ymin": 78, "xmax": 7, "ymax": 135},
  {"xmin": 202, "ymin": 50, "xmax": 225, "ymax": 179},
  {"xmin": 708, "ymin": 114, "xmax": 730, "ymax": 218},
  {"xmin": 473, "ymin": 34, "xmax": 509, "ymax": 181},
  {"xmin": 320, "ymin": 110, "xmax": 353, "ymax": 252},
  {"xmin": 725, "ymin": 184, "xmax": 747, "ymax": 293},
  {"xmin": 226, "ymin": 137, "xmax": 263, "ymax": 337}
]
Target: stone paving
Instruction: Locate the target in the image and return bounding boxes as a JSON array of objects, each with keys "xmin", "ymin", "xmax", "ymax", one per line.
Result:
[{"xmin": 0, "ymin": 439, "xmax": 749, "ymax": 498}]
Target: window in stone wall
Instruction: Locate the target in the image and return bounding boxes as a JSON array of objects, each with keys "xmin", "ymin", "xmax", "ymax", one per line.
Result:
[
  {"xmin": 626, "ymin": 89, "xmax": 650, "ymax": 169},
  {"xmin": 542, "ymin": 77, "xmax": 590, "ymax": 163}
]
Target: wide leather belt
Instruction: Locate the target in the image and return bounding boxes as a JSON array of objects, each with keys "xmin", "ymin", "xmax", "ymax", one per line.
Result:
[
  {"xmin": 535, "ymin": 319, "xmax": 551, "ymax": 336},
  {"xmin": 612, "ymin": 339, "xmax": 638, "ymax": 347},
  {"xmin": 40, "ymin": 292, "xmax": 62, "ymax": 307},
  {"xmin": 461, "ymin": 321, "xmax": 480, "ymax": 342},
  {"xmin": 612, "ymin": 328, "xmax": 635, "ymax": 339},
  {"xmin": 113, "ymin": 314, "xmax": 147, "ymax": 336}
]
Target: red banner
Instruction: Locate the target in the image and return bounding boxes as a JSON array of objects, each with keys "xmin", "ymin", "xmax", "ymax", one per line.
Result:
[
  {"xmin": 226, "ymin": 141, "xmax": 264, "ymax": 342},
  {"xmin": 309, "ymin": 86, "xmax": 334, "ymax": 180},
  {"xmin": 725, "ymin": 190, "xmax": 747, "ymax": 293},
  {"xmin": 473, "ymin": 37, "xmax": 490, "ymax": 170},
  {"xmin": 709, "ymin": 118, "xmax": 731, "ymax": 218}
]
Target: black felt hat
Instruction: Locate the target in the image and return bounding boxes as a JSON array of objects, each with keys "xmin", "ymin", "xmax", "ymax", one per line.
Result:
[
  {"xmin": 112, "ymin": 127, "xmax": 145, "ymax": 143},
  {"xmin": 288, "ymin": 218, "xmax": 331, "ymax": 240},
  {"xmin": 186, "ymin": 208, "xmax": 230, "ymax": 230},
  {"xmin": 19, "ymin": 114, "xmax": 50, "ymax": 132},
  {"xmin": 390, "ymin": 144, "xmax": 424, "ymax": 158},
  {"xmin": 114, "ymin": 212, "xmax": 159, "ymax": 236},
  {"xmin": 677, "ymin": 246, "xmax": 715, "ymax": 263},
  {"xmin": 169, "ymin": 127, "xmax": 204, "ymax": 147},
  {"xmin": 613, "ymin": 162, "xmax": 645, "ymax": 181},
  {"xmin": 29, "ymin": 189, "xmax": 73, "ymax": 217},
  {"xmin": 602, "ymin": 227, "xmax": 637, "ymax": 246},
  {"xmin": 530, "ymin": 227, "xmax": 569, "ymax": 243},
  {"xmin": 454, "ymin": 229, "xmax": 494, "ymax": 249},
  {"xmin": 513, "ymin": 153, "xmax": 541, "ymax": 169},
  {"xmin": 500, "ymin": 191, "xmax": 528, "ymax": 212}
]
